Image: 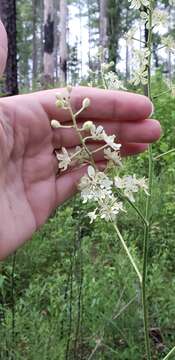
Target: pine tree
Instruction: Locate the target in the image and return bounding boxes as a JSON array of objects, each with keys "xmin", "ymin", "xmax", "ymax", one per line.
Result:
[
  {"xmin": 99, "ymin": 0, "xmax": 108, "ymax": 50},
  {"xmin": 60, "ymin": 0, "xmax": 68, "ymax": 84},
  {"xmin": 107, "ymin": 0, "xmax": 122, "ymax": 69},
  {"xmin": 43, "ymin": 0, "xmax": 55, "ymax": 85}
]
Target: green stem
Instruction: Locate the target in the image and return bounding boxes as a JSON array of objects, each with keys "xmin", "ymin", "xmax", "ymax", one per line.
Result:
[
  {"xmin": 152, "ymin": 88, "xmax": 174, "ymax": 99},
  {"xmin": 113, "ymin": 223, "xmax": 142, "ymax": 284},
  {"xmin": 162, "ymin": 346, "xmax": 175, "ymax": 360},
  {"xmin": 68, "ymin": 105, "xmax": 97, "ymax": 169},
  {"xmin": 125, "ymin": 196, "xmax": 149, "ymax": 228},
  {"xmin": 142, "ymin": 4, "xmax": 154, "ymax": 360},
  {"xmin": 154, "ymin": 148, "xmax": 175, "ymax": 160}
]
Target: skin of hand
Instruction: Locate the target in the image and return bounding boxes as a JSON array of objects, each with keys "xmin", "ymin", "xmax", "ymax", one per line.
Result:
[{"xmin": 0, "ymin": 21, "xmax": 161, "ymax": 260}]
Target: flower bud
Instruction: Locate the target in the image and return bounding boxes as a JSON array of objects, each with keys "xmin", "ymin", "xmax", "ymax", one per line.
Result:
[
  {"xmin": 56, "ymin": 99, "xmax": 64, "ymax": 108},
  {"xmin": 51, "ymin": 120, "xmax": 61, "ymax": 129},
  {"xmin": 82, "ymin": 121, "xmax": 94, "ymax": 131},
  {"xmin": 82, "ymin": 98, "xmax": 91, "ymax": 109},
  {"xmin": 88, "ymin": 165, "xmax": 95, "ymax": 178}
]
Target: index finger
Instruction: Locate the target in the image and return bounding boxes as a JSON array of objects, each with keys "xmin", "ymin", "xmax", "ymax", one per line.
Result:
[{"xmin": 34, "ymin": 86, "xmax": 153, "ymax": 123}]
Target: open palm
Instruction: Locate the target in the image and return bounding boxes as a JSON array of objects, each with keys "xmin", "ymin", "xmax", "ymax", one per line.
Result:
[{"xmin": 0, "ymin": 87, "xmax": 160, "ymax": 259}]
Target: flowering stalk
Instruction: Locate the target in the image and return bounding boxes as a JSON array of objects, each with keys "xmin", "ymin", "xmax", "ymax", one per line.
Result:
[
  {"xmin": 51, "ymin": 0, "xmax": 174, "ymax": 353},
  {"xmin": 141, "ymin": 2, "xmax": 154, "ymax": 360}
]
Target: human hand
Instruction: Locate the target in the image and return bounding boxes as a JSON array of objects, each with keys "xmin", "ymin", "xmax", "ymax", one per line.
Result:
[{"xmin": 0, "ymin": 87, "xmax": 161, "ymax": 259}]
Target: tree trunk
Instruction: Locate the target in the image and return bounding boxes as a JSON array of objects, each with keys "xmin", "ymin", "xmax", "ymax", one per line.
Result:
[
  {"xmin": 54, "ymin": 0, "xmax": 59, "ymax": 82},
  {"xmin": 0, "ymin": 0, "xmax": 18, "ymax": 96},
  {"xmin": 59, "ymin": 0, "xmax": 67, "ymax": 85},
  {"xmin": 107, "ymin": 0, "xmax": 121, "ymax": 70},
  {"xmin": 32, "ymin": 0, "xmax": 37, "ymax": 88},
  {"xmin": 43, "ymin": 0, "xmax": 55, "ymax": 86},
  {"xmin": 99, "ymin": 0, "xmax": 108, "ymax": 50}
]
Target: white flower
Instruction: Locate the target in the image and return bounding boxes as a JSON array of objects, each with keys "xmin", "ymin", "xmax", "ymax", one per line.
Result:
[
  {"xmin": 99, "ymin": 196, "xmax": 125, "ymax": 222},
  {"xmin": 133, "ymin": 48, "xmax": 150, "ymax": 67},
  {"xmin": 79, "ymin": 167, "xmax": 113, "ymax": 204},
  {"xmin": 114, "ymin": 175, "xmax": 148, "ymax": 202},
  {"xmin": 122, "ymin": 175, "xmax": 140, "ymax": 202},
  {"xmin": 88, "ymin": 209, "xmax": 98, "ymax": 223},
  {"xmin": 135, "ymin": 177, "xmax": 149, "ymax": 195},
  {"xmin": 90, "ymin": 125, "xmax": 105, "ymax": 140},
  {"xmin": 101, "ymin": 62, "xmax": 114, "ymax": 73},
  {"xmin": 114, "ymin": 176, "xmax": 124, "ymax": 189},
  {"xmin": 56, "ymin": 147, "xmax": 71, "ymax": 171},
  {"xmin": 103, "ymin": 133, "xmax": 121, "ymax": 151},
  {"xmin": 161, "ymin": 35, "xmax": 175, "ymax": 53},
  {"xmin": 104, "ymin": 72, "xmax": 126, "ymax": 90},
  {"xmin": 152, "ymin": 9, "xmax": 168, "ymax": 28},
  {"xmin": 131, "ymin": 67, "xmax": 148, "ymax": 86},
  {"xmin": 90, "ymin": 125, "xmax": 120, "ymax": 151},
  {"xmin": 124, "ymin": 27, "xmax": 137, "ymax": 45},
  {"xmin": 128, "ymin": 0, "xmax": 150, "ymax": 10},
  {"xmin": 104, "ymin": 147, "xmax": 122, "ymax": 166}
]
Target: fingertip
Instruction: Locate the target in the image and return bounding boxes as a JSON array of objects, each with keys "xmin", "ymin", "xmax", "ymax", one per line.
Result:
[
  {"xmin": 137, "ymin": 94, "xmax": 153, "ymax": 120},
  {"xmin": 121, "ymin": 143, "xmax": 149, "ymax": 156},
  {"xmin": 150, "ymin": 119, "xmax": 162, "ymax": 141}
]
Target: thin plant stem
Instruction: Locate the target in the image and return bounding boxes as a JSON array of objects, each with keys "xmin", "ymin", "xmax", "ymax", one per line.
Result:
[
  {"xmin": 113, "ymin": 223, "xmax": 142, "ymax": 284},
  {"xmin": 152, "ymin": 88, "xmax": 175, "ymax": 99},
  {"xmin": 142, "ymin": 4, "xmax": 154, "ymax": 360},
  {"xmin": 113, "ymin": 296, "xmax": 137, "ymax": 320},
  {"xmin": 68, "ymin": 105, "xmax": 97, "ymax": 169},
  {"xmin": 92, "ymin": 144, "xmax": 108, "ymax": 154},
  {"xmin": 154, "ymin": 148, "xmax": 175, "ymax": 160},
  {"xmin": 126, "ymin": 196, "xmax": 149, "ymax": 227},
  {"xmin": 115, "ymin": 189, "xmax": 148, "ymax": 227},
  {"xmin": 87, "ymin": 340, "xmax": 102, "ymax": 360},
  {"xmin": 162, "ymin": 346, "xmax": 175, "ymax": 360},
  {"xmin": 11, "ymin": 252, "xmax": 16, "ymax": 358}
]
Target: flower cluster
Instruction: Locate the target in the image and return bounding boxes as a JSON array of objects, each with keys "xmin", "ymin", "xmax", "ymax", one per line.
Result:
[
  {"xmin": 104, "ymin": 71, "xmax": 126, "ymax": 90},
  {"xmin": 161, "ymin": 35, "xmax": 175, "ymax": 54},
  {"xmin": 130, "ymin": 48, "xmax": 150, "ymax": 85},
  {"xmin": 52, "ymin": 104, "xmax": 122, "ymax": 172},
  {"xmin": 51, "ymin": 87, "xmax": 148, "ymax": 226},
  {"xmin": 140, "ymin": 9, "xmax": 168, "ymax": 29},
  {"xmin": 114, "ymin": 175, "xmax": 149, "ymax": 202},
  {"xmin": 78, "ymin": 166, "xmax": 148, "ymax": 223}
]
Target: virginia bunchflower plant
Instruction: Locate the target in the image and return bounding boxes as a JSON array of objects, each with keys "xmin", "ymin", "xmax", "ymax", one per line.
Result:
[{"xmin": 50, "ymin": 1, "xmax": 175, "ymax": 359}]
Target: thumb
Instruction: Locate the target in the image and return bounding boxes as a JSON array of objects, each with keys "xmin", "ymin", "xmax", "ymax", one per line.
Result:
[{"xmin": 0, "ymin": 20, "xmax": 8, "ymax": 76}]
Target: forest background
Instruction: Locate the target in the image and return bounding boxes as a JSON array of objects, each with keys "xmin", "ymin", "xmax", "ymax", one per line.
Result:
[{"xmin": 0, "ymin": 0, "xmax": 175, "ymax": 359}]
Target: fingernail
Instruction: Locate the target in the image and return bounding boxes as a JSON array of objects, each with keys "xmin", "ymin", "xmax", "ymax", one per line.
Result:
[{"xmin": 150, "ymin": 102, "xmax": 154, "ymax": 117}]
